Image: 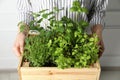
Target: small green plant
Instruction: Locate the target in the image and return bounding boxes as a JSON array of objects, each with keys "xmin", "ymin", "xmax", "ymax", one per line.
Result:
[{"xmin": 22, "ymin": 0, "xmax": 99, "ymax": 69}]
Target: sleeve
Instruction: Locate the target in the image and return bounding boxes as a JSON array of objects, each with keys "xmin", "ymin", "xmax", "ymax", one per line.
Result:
[
  {"xmin": 88, "ymin": 0, "xmax": 108, "ymax": 29},
  {"xmin": 17, "ymin": 0, "xmax": 34, "ymax": 25}
]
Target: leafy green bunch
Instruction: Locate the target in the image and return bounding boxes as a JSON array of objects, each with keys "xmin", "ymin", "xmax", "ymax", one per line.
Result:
[{"xmin": 23, "ymin": 0, "xmax": 99, "ymax": 69}]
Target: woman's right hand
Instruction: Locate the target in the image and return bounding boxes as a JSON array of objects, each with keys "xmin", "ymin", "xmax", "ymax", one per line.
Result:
[{"xmin": 13, "ymin": 32, "xmax": 26, "ymax": 57}]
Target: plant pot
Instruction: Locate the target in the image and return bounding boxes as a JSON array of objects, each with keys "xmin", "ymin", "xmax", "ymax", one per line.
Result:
[{"xmin": 18, "ymin": 56, "xmax": 101, "ymax": 80}]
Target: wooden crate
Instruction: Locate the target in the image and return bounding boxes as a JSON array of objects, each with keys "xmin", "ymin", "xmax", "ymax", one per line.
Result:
[{"xmin": 18, "ymin": 56, "xmax": 101, "ymax": 80}]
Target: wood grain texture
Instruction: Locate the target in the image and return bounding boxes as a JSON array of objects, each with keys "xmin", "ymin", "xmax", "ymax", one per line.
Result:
[{"xmin": 18, "ymin": 56, "xmax": 101, "ymax": 80}]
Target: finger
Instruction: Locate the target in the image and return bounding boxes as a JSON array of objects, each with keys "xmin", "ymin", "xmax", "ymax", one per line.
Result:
[
  {"xmin": 99, "ymin": 41, "xmax": 105, "ymax": 51},
  {"xmin": 20, "ymin": 41, "xmax": 24, "ymax": 54},
  {"xmin": 13, "ymin": 45, "xmax": 21, "ymax": 57},
  {"xmin": 20, "ymin": 46, "xmax": 24, "ymax": 54},
  {"xmin": 98, "ymin": 45, "xmax": 104, "ymax": 58}
]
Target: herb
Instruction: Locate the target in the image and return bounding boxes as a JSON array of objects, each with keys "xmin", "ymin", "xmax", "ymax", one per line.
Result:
[{"xmin": 23, "ymin": 0, "xmax": 99, "ymax": 69}]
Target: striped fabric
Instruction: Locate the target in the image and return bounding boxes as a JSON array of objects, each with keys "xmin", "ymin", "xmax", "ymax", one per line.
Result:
[{"xmin": 17, "ymin": 0, "xmax": 108, "ymax": 32}]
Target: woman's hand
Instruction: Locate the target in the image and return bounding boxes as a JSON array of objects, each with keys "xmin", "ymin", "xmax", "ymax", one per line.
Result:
[
  {"xmin": 98, "ymin": 39, "xmax": 105, "ymax": 58},
  {"xmin": 91, "ymin": 24, "xmax": 105, "ymax": 58},
  {"xmin": 13, "ymin": 32, "xmax": 26, "ymax": 57}
]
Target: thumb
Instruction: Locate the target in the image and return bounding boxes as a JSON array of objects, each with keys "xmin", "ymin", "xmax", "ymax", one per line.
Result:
[
  {"xmin": 20, "ymin": 46, "xmax": 24, "ymax": 54},
  {"xmin": 20, "ymin": 42, "xmax": 24, "ymax": 54}
]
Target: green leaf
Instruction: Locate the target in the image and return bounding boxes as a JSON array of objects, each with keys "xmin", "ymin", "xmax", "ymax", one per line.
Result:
[
  {"xmin": 48, "ymin": 16, "xmax": 55, "ymax": 21},
  {"xmin": 47, "ymin": 39, "xmax": 52, "ymax": 47},
  {"xmin": 58, "ymin": 21, "xmax": 63, "ymax": 27},
  {"xmin": 20, "ymin": 25, "xmax": 25, "ymax": 32},
  {"xmin": 39, "ymin": 9, "xmax": 49, "ymax": 14},
  {"xmin": 48, "ymin": 11, "xmax": 54, "ymax": 15},
  {"xmin": 66, "ymin": 29, "xmax": 71, "ymax": 33},
  {"xmin": 67, "ymin": 23, "xmax": 73, "ymax": 27},
  {"xmin": 78, "ymin": 8, "xmax": 82, "ymax": 12},
  {"xmin": 75, "ymin": 44, "xmax": 79, "ymax": 48},
  {"xmin": 70, "ymin": 7, "xmax": 78, "ymax": 12},
  {"xmin": 81, "ymin": 7, "xmax": 88, "ymax": 14},
  {"xmin": 73, "ymin": 1, "xmax": 81, "ymax": 7},
  {"xmin": 87, "ymin": 56, "xmax": 91, "ymax": 59},
  {"xmin": 79, "ymin": 20, "xmax": 89, "ymax": 27},
  {"xmin": 89, "ymin": 38, "xmax": 94, "ymax": 42},
  {"xmin": 57, "ymin": 26, "xmax": 64, "ymax": 33},
  {"xmin": 74, "ymin": 31, "xmax": 78, "ymax": 37},
  {"xmin": 18, "ymin": 22, "xmax": 26, "ymax": 32},
  {"xmin": 29, "ymin": 20, "xmax": 35, "ymax": 27},
  {"xmin": 72, "ymin": 52, "xmax": 76, "ymax": 56},
  {"xmin": 32, "ymin": 13, "xmax": 40, "ymax": 18},
  {"xmin": 37, "ymin": 18, "xmax": 43, "ymax": 23},
  {"xmin": 42, "ymin": 13, "xmax": 49, "ymax": 19}
]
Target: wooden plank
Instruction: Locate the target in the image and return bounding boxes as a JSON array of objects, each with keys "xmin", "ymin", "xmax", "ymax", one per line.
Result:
[
  {"xmin": 18, "ymin": 56, "xmax": 101, "ymax": 80},
  {"xmin": 21, "ymin": 67, "xmax": 99, "ymax": 74},
  {"xmin": 21, "ymin": 75, "xmax": 97, "ymax": 80}
]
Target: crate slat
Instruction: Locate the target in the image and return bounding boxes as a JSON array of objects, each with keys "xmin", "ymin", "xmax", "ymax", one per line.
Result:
[{"xmin": 18, "ymin": 56, "xmax": 101, "ymax": 80}]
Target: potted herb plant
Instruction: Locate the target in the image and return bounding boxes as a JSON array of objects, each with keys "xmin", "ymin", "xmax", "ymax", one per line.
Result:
[{"xmin": 18, "ymin": 1, "xmax": 101, "ymax": 80}]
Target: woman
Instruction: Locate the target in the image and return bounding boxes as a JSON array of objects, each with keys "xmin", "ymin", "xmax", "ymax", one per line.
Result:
[{"xmin": 13, "ymin": 0, "xmax": 108, "ymax": 57}]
